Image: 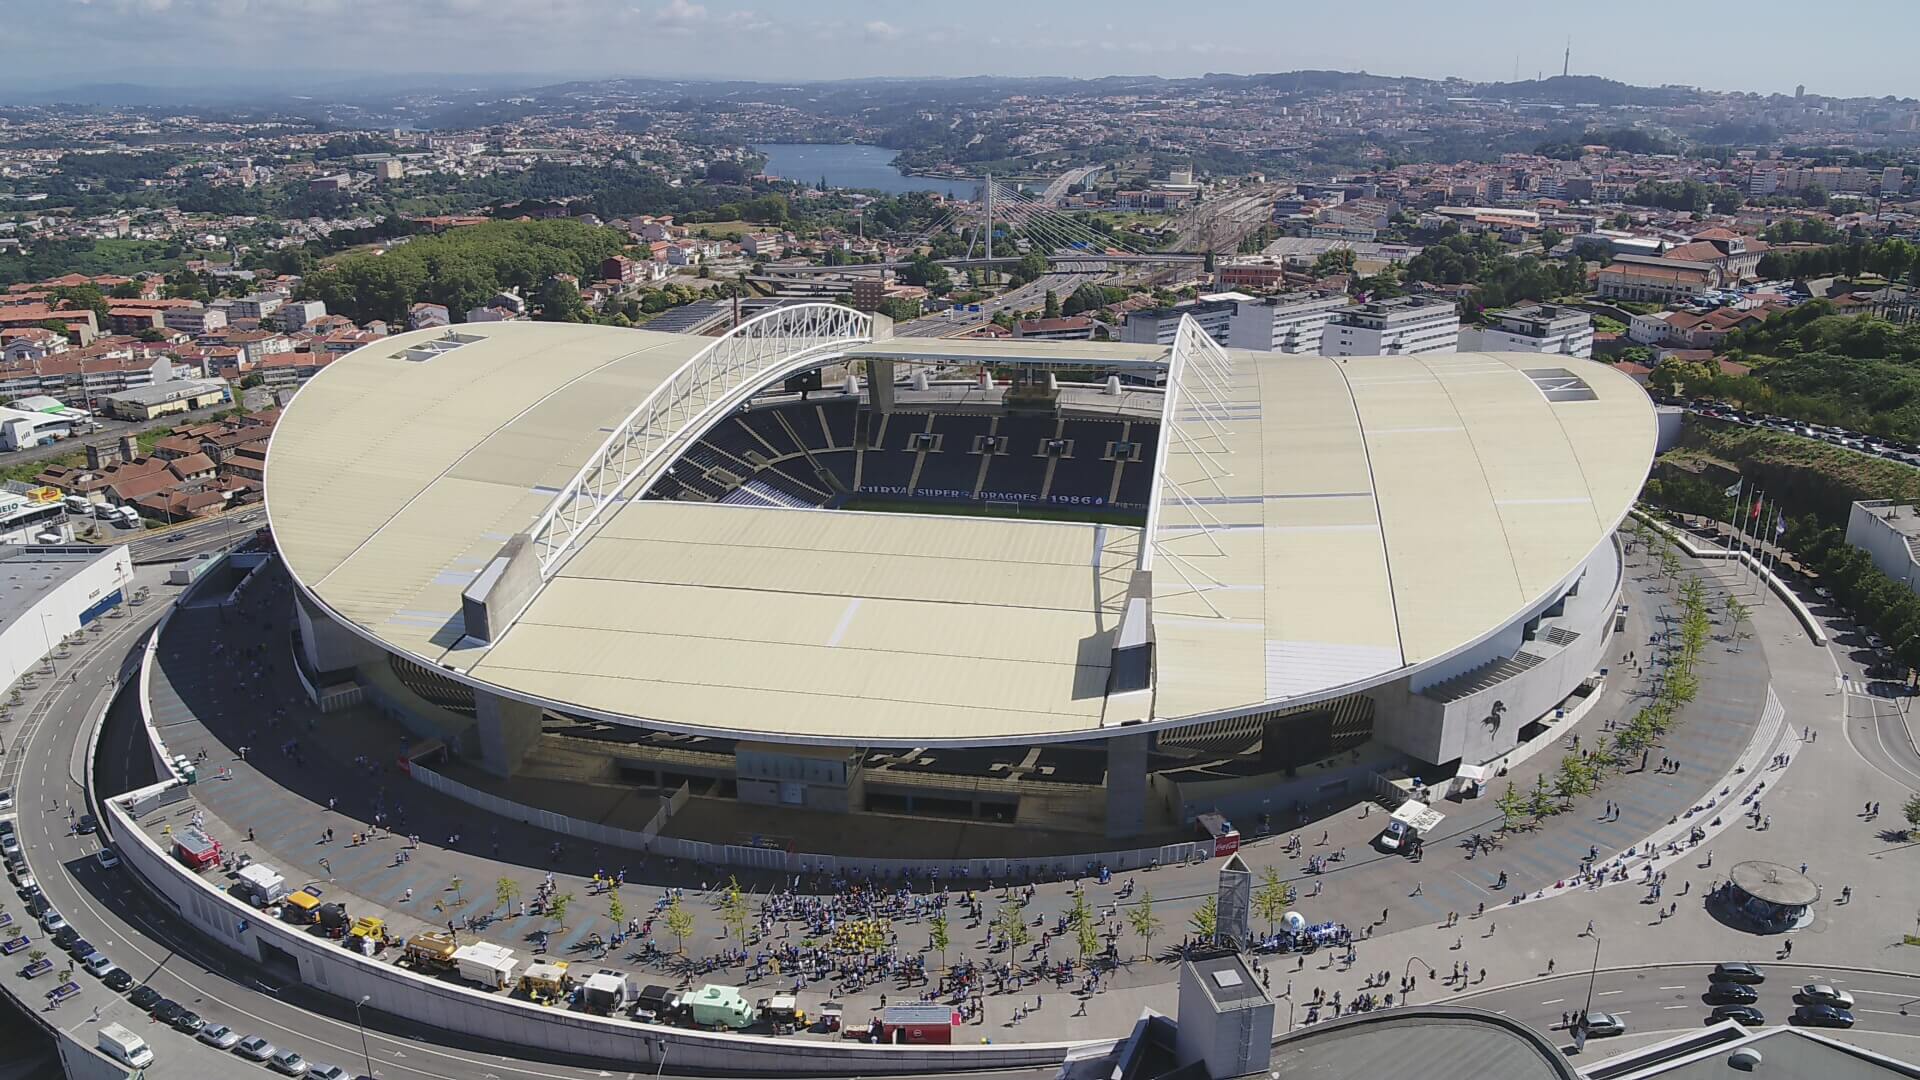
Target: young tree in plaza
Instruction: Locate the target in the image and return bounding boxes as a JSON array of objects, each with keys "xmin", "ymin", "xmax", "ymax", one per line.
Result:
[
  {"xmin": 607, "ymin": 888, "xmax": 625, "ymax": 932},
  {"xmin": 547, "ymin": 891, "xmax": 573, "ymax": 935},
  {"xmin": 1189, "ymin": 896, "xmax": 1218, "ymax": 948},
  {"xmin": 495, "ymin": 877, "xmax": 520, "ymax": 917},
  {"xmin": 718, "ymin": 877, "xmax": 751, "ymax": 950},
  {"xmin": 929, "ymin": 912, "xmax": 951, "ymax": 970},
  {"xmin": 1496, "ymin": 781, "xmax": 1529, "ymax": 831},
  {"xmin": 996, "ymin": 901, "xmax": 1031, "ymax": 971},
  {"xmin": 1070, "ymin": 890, "xmax": 1099, "ymax": 968},
  {"xmin": 1253, "ymin": 866, "xmax": 1295, "ymax": 938},
  {"xmin": 1904, "ymin": 793, "xmax": 1920, "ymax": 838},
  {"xmin": 665, "ymin": 895, "xmax": 695, "ymax": 955},
  {"xmin": 1128, "ymin": 891, "xmax": 1162, "ymax": 962}
]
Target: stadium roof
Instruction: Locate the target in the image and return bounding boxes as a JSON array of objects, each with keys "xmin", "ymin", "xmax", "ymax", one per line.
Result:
[{"xmin": 269, "ymin": 320, "xmax": 1655, "ymax": 746}]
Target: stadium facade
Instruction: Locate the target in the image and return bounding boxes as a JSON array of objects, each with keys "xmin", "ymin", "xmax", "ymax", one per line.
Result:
[{"xmin": 267, "ymin": 306, "xmax": 1655, "ymax": 843}]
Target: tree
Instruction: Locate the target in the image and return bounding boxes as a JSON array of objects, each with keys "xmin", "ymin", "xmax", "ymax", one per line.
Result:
[
  {"xmin": 995, "ymin": 901, "xmax": 1030, "ymax": 969},
  {"xmin": 1540, "ymin": 228, "xmax": 1567, "ymax": 254},
  {"xmin": 718, "ymin": 876, "xmax": 751, "ymax": 950},
  {"xmin": 607, "ymin": 889, "xmax": 625, "ymax": 932},
  {"xmin": 1127, "ymin": 891, "xmax": 1162, "ymax": 961},
  {"xmin": 1903, "ymin": 792, "xmax": 1920, "ymax": 837},
  {"xmin": 928, "ymin": 911, "xmax": 950, "ymax": 969},
  {"xmin": 1043, "ymin": 289, "xmax": 1061, "ymax": 319},
  {"xmin": 547, "ymin": 891, "xmax": 573, "ymax": 934},
  {"xmin": 1069, "ymin": 889, "xmax": 1099, "ymax": 968},
  {"xmin": 495, "ymin": 877, "xmax": 520, "ymax": 915},
  {"xmin": 1724, "ymin": 597, "xmax": 1751, "ymax": 651},
  {"xmin": 664, "ymin": 894, "xmax": 695, "ymax": 955},
  {"xmin": 537, "ymin": 276, "xmax": 588, "ymax": 323},
  {"xmin": 1252, "ymin": 866, "xmax": 1295, "ymax": 937},
  {"xmin": 1496, "ymin": 781, "xmax": 1528, "ymax": 831},
  {"xmin": 1311, "ymin": 248, "xmax": 1357, "ymax": 277},
  {"xmin": 1189, "ymin": 895, "xmax": 1218, "ymax": 947}
]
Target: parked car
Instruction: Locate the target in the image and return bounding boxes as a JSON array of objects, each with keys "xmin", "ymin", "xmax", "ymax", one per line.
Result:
[
  {"xmin": 1705, "ymin": 983, "xmax": 1758, "ymax": 1005},
  {"xmin": 306, "ymin": 1064, "xmax": 348, "ymax": 1080},
  {"xmin": 149, "ymin": 999, "xmax": 182, "ymax": 1025},
  {"xmin": 269, "ymin": 1047, "xmax": 310, "ymax": 1076},
  {"xmin": 102, "ymin": 968, "xmax": 133, "ymax": 992},
  {"xmin": 38, "ymin": 911, "xmax": 67, "ymax": 934},
  {"xmin": 49, "ymin": 926, "xmax": 77, "ymax": 949},
  {"xmin": 1797, "ymin": 984, "xmax": 1855, "ymax": 1009},
  {"xmin": 12, "ymin": 872, "xmax": 35, "ymax": 894},
  {"xmin": 1583, "ymin": 1012, "xmax": 1627, "ymax": 1038},
  {"xmin": 128, "ymin": 985, "xmax": 162, "ymax": 1010},
  {"xmin": 171, "ymin": 1009, "xmax": 205, "ymax": 1035},
  {"xmin": 68, "ymin": 938, "xmax": 97, "ymax": 962},
  {"xmin": 1795, "ymin": 1003, "xmax": 1855, "ymax": 1028},
  {"xmin": 1711, "ymin": 962, "xmax": 1766, "ymax": 984},
  {"xmin": 81, "ymin": 953, "xmax": 115, "ymax": 977},
  {"xmin": 199, "ymin": 1024, "xmax": 242, "ymax": 1050},
  {"xmin": 235, "ymin": 1036, "xmax": 277, "ymax": 1062},
  {"xmin": 0, "ymin": 788, "xmax": 13, "ymax": 812},
  {"xmin": 1710, "ymin": 1005, "xmax": 1765, "ymax": 1026}
]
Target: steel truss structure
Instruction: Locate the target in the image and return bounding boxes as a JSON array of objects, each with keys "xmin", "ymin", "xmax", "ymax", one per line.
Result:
[
  {"xmin": 527, "ymin": 303, "xmax": 873, "ymax": 576},
  {"xmin": 1142, "ymin": 314, "xmax": 1242, "ymax": 616}
]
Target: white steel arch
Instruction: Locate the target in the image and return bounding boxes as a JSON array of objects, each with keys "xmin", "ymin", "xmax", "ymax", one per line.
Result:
[{"xmin": 528, "ymin": 302, "xmax": 872, "ymax": 575}]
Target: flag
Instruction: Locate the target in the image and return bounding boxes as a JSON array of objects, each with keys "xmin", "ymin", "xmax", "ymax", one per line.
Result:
[
  {"xmin": 1776, "ymin": 514, "xmax": 1786, "ymax": 536},
  {"xmin": 1724, "ymin": 481, "xmax": 1742, "ymax": 498},
  {"xmin": 1750, "ymin": 498, "xmax": 1763, "ymax": 521}
]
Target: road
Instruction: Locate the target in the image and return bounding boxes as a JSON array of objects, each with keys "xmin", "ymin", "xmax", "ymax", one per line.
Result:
[
  {"xmin": 1038, "ymin": 166, "xmax": 1102, "ymax": 207},
  {"xmin": 127, "ymin": 510, "xmax": 264, "ymax": 564},
  {"xmin": 0, "ymin": 403, "xmax": 239, "ymax": 473},
  {"xmin": 1451, "ymin": 963, "xmax": 1920, "ymax": 1053},
  {"xmin": 894, "ymin": 272, "xmax": 1104, "ymax": 338}
]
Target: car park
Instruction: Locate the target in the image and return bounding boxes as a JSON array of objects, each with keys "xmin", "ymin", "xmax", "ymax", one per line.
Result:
[
  {"xmin": 1795, "ymin": 1003, "xmax": 1855, "ymax": 1028},
  {"xmin": 1797, "ymin": 984, "xmax": 1855, "ymax": 1009},
  {"xmin": 150, "ymin": 999, "xmax": 183, "ymax": 1024},
  {"xmin": 1705, "ymin": 983, "xmax": 1758, "ymax": 1005},
  {"xmin": 269, "ymin": 1047, "xmax": 310, "ymax": 1076},
  {"xmin": 235, "ymin": 1035, "xmax": 277, "ymax": 1062},
  {"xmin": 1710, "ymin": 1005, "xmax": 1765, "ymax": 1026},
  {"xmin": 199, "ymin": 1023, "xmax": 242, "ymax": 1050},
  {"xmin": 128, "ymin": 985, "xmax": 161, "ymax": 1010},
  {"xmin": 1711, "ymin": 962, "xmax": 1766, "ymax": 984},
  {"xmin": 171, "ymin": 1009, "xmax": 205, "ymax": 1035},
  {"xmin": 1581, "ymin": 1013, "xmax": 1626, "ymax": 1037}
]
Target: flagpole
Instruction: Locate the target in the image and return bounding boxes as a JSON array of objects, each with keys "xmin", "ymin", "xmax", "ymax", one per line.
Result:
[
  {"xmin": 1749, "ymin": 495, "xmax": 1770, "ymax": 597},
  {"xmin": 1741, "ymin": 492, "xmax": 1763, "ymax": 595},
  {"xmin": 1723, "ymin": 478, "xmax": 1744, "ymax": 558},
  {"xmin": 1732, "ymin": 485, "xmax": 1756, "ymax": 588}
]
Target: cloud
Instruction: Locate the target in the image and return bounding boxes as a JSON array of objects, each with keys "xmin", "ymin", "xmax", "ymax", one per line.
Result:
[
  {"xmin": 655, "ymin": 0, "xmax": 707, "ymax": 27},
  {"xmin": 863, "ymin": 19, "xmax": 902, "ymax": 40}
]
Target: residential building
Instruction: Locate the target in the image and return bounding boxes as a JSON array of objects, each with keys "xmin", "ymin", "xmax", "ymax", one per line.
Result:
[
  {"xmin": 162, "ymin": 304, "xmax": 226, "ymax": 336},
  {"xmin": 1658, "ymin": 229, "xmax": 1768, "ymax": 281},
  {"xmin": 1225, "ymin": 291, "xmax": 1353, "ymax": 352},
  {"xmin": 276, "ymin": 300, "xmax": 327, "ymax": 332},
  {"xmin": 1015, "ymin": 316, "xmax": 1096, "ymax": 341},
  {"xmin": 374, "ymin": 159, "xmax": 404, "ymax": 183},
  {"xmin": 228, "ymin": 293, "xmax": 285, "ymax": 322},
  {"xmin": 1323, "ymin": 296, "xmax": 1460, "ymax": 357},
  {"xmin": 1122, "ymin": 300, "xmax": 1236, "ymax": 346},
  {"xmin": 1627, "ymin": 307, "xmax": 1768, "ymax": 349},
  {"xmin": 1459, "ymin": 304, "xmax": 1594, "ymax": 358},
  {"xmin": 407, "ymin": 303, "xmax": 450, "ymax": 330}
]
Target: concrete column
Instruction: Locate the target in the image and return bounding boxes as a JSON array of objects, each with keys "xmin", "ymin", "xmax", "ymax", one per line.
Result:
[
  {"xmin": 475, "ymin": 690, "xmax": 542, "ymax": 779},
  {"xmin": 1105, "ymin": 732, "xmax": 1150, "ymax": 839},
  {"xmin": 295, "ymin": 593, "xmax": 366, "ymax": 677}
]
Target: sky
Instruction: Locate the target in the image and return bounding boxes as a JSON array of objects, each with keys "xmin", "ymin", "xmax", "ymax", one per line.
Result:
[{"xmin": 7, "ymin": 0, "xmax": 1918, "ymax": 100}]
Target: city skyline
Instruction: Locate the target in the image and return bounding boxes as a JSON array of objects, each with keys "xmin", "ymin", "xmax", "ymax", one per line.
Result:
[{"xmin": 6, "ymin": 0, "xmax": 1918, "ymax": 102}]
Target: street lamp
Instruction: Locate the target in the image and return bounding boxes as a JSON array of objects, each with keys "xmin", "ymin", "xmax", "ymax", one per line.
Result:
[
  {"xmin": 354, "ymin": 995, "xmax": 374, "ymax": 1079},
  {"xmin": 1581, "ymin": 932, "xmax": 1603, "ymax": 1025},
  {"xmin": 1403, "ymin": 955, "xmax": 1432, "ymax": 999}
]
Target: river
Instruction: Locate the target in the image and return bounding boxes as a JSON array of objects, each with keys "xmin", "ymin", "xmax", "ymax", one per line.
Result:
[{"xmin": 754, "ymin": 143, "xmax": 981, "ymax": 201}]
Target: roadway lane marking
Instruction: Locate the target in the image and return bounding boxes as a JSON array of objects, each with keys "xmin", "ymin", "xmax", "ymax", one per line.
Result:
[
  {"xmin": 1598, "ymin": 990, "xmax": 1624, "ymax": 996},
  {"xmin": 1860, "ymin": 1009, "xmax": 1905, "ymax": 1016},
  {"xmin": 1852, "ymin": 989, "xmax": 1907, "ymax": 997},
  {"xmin": 1664, "ymin": 1005, "xmax": 1690, "ymax": 1010},
  {"xmin": 1660, "ymin": 985, "xmax": 1687, "ymax": 990},
  {"xmin": 1540, "ymin": 998, "xmax": 1564, "ymax": 1005}
]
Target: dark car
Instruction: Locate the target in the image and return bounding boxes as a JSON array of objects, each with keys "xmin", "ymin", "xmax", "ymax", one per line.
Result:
[
  {"xmin": 1796, "ymin": 1004, "xmax": 1855, "ymax": 1028},
  {"xmin": 171, "ymin": 1009, "xmax": 205, "ymax": 1034},
  {"xmin": 1711, "ymin": 962, "xmax": 1766, "ymax": 984},
  {"xmin": 1705, "ymin": 983, "xmax": 1759, "ymax": 1005},
  {"xmin": 150, "ymin": 999, "xmax": 183, "ymax": 1024},
  {"xmin": 102, "ymin": 968, "xmax": 133, "ymax": 992},
  {"xmin": 67, "ymin": 938, "xmax": 97, "ymax": 961},
  {"xmin": 1710, "ymin": 1005, "xmax": 1765, "ymax": 1026},
  {"xmin": 49, "ymin": 926, "xmax": 78, "ymax": 949},
  {"xmin": 128, "ymin": 985, "xmax": 162, "ymax": 1010},
  {"xmin": 74, "ymin": 815, "xmax": 96, "ymax": 835}
]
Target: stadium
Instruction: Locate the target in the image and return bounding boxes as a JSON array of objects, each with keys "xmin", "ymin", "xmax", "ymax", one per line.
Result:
[{"xmin": 265, "ymin": 304, "xmax": 1656, "ymax": 849}]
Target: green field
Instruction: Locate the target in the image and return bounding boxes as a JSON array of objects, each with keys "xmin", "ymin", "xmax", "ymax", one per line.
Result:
[{"xmin": 837, "ymin": 497, "xmax": 1142, "ymax": 526}]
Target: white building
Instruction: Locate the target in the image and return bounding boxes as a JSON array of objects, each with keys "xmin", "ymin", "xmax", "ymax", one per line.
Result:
[
  {"xmin": 0, "ymin": 545, "xmax": 134, "ymax": 689},
  {"xmin": 1122, "ymin": 300, "xmax": 1236, "ymax": 346},
  {"xmin": 161, "ymin": 305, "xmax": 227, "ymax": 336},
  {"xmin": 1226, "ymin": 291, "xmax": 1353, "ymax": 352},
  {"xmin": 1323, "ymin": 296, "xmax": 1460, "ymax": 357},
  {"xmin": 1459, "ymin": 303, "xmax": 1593, "ymax": 358},
  {"xmin": 227, "ymin": 292, "xmax": 285, "ymax": 322},
  {"xmin": 1845, "ymin": 500, "xmax": 1920, "ymax": 595},
  {"xmin": 276, "ymin": 300, "xmax": 327, "ymax": 332}
]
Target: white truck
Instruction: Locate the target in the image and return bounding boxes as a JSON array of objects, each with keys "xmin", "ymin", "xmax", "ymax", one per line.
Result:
[
  {"xmin": 62, "ymin": 495, "xmax": 90, "ymax": 514},
  {"xmin": 98, "ymin": 1022, "xmax": 155, "ymax": 1068},
  {"xmin": 115, "ymin": 505, "xmax": 139, "ymax": 527},
  {"xmin": 235, "ymin": 862, "xmax": 288, "ymax": 907},
  {"xmin": 453, "ymin": 941, "xmax": 518, "ymax": 990}
]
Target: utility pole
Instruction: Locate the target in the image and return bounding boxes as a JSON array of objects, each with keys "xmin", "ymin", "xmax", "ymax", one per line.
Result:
[{"xmin": 1563, "ymin": 37, "xmax": 1571, "ymax": 78}]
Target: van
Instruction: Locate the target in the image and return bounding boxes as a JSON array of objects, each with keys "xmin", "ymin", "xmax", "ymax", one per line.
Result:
[{"xmin": 98, "ymin": 1022, "xmax": 154, "ymax": 1068}]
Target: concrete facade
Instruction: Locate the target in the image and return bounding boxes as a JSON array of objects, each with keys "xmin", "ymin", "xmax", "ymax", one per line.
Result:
[{"xmin": 1844, "ymin": 500, "xmax": 1920, "ymax": 595}]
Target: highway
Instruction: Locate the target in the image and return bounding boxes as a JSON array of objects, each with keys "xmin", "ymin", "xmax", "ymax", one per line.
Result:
[
  {"xmin": 1038, "ymin": 165, "xmax": 1102, "ymax": 206},
  {"xmin": 1449, "ymin": 962, "xmax": 1920, "ymax": 1052},
  {"xmin": 894, "ymin": 271, "xmax": 1105, "ymax": 338}
]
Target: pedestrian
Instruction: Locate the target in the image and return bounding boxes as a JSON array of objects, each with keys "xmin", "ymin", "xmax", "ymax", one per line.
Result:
[
  {"xmin": 1584, "ymin": 920, "xmax": 1594, "ymax": 937},
  {"xmin": 1547, "ymin": 958, "xmax": 1555, "ymax": 973}
]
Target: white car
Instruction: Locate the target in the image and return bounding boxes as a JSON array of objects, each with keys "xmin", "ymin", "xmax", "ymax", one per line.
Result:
[
  {"xmin": 307, "ymin": 1065, "xmax": 348, "ymax": 1080},
  {"xmin": 0, "ymin": 834, "xmax": 19, "ymax": 856},
  {"xmin": 235, "ymin": 1035, "xmax": 277, "ymax": 1062},
  {"xmin": 82, "ymin": 954, "xmax": 117, "ymax": 977},
  {"xmin": 95, "ymin": 848, "xmax": 120, "ymax": 870},
  {"xmin": 38, "ymin": 911, "xmax": 67, "ymax": 933},
  {"xmin": 0, "ymin": 789, "xmax": 13, "ymax": 811},
  {"xmin": 269, "ymin": 1048, "xmax": 309, "ymax": 1076},
  {"xmin": 1799, "ymin": 984, "xmax": 1856, "ymax": 1009},
  {"xmin": 198, "ymin": 1024, "xmax": 242, "ymax": 1050},
  {"xmin": 13, "ymin": 871, "xmax": 34, "ymax": 893}
]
